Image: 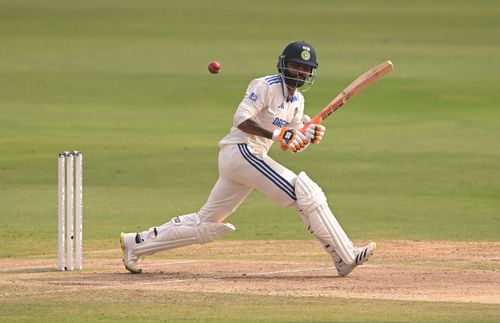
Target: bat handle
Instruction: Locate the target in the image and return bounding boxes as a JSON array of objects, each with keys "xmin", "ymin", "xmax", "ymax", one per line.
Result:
[
  {"xmin": 280, "ymin": 115, "xmax": 323, "ymax": 151},
  {"xmin": 300, "ymin": 115, "xmax": 323, "ymax": 133}
]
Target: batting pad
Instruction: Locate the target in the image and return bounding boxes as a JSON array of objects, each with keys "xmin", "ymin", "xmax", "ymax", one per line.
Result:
[
  {"xmin": 295, "ymin": 172, "xmax": 356, "ymax": 264},
  {"xmin": 133, "ymin": 213, "xmax": 235, "ymax": 256}
]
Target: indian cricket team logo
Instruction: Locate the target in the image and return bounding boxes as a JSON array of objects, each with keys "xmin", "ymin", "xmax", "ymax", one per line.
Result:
[{"xmin": 301, "ymin": 46, "xmax": 311, "ymax": 60}]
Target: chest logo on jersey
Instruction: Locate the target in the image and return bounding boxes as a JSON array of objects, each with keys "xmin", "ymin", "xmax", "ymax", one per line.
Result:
[
  {"xmin": 272, "ymin": 117, "xmax": 289, "ymax": 128},
  {"xmin": 248, "ymin": 92, "xmax": 258, "ymax": 101},
  {"xmin": 278, "ymin": 103, "xmax": 284, "ymax": 109}
]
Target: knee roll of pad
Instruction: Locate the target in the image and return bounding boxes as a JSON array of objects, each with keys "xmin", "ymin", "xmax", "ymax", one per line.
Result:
[{"xmin": 295, "ymin": 171, "xmax": 327, "ymax": 214}]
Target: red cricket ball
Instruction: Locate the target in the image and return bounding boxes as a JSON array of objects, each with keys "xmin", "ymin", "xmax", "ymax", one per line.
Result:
[{"xmin": 208, "ymin": 61, "xmax": 221, "ymax": 74}]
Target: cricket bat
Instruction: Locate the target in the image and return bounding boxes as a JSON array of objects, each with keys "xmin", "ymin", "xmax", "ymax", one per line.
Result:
[{"xmin": 282, "ymin": 60, "xmax": 394, "ymax": 150}]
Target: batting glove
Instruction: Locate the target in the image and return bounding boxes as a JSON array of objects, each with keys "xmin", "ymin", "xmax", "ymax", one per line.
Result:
[
  {"xmin": 273, "ymin": 128, "xmax": 308, "ymax": 152},
  {"xmin": 304, "ymin": 123, "xmax": 326, "ymax": 144},
  {"xmin": 302, "ymin": 114, "xmax": 326, "ymax": 144}
]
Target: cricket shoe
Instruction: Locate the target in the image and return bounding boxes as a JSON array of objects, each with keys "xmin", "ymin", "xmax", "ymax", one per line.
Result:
[
  {"xmin": 120, "ymin": 232, "xmax": 142, "ymax": 274},
  {"xmin": 334, "ymin": 242, "xmax": 376, "ymax": 277}
]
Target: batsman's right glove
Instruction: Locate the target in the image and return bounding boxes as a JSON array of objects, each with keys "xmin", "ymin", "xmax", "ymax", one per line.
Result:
[
  {"xmin": 304, "ymin": 123, "xmax": 326, "ymax": 144},
  {"xmin": 302, "ymin": 114, "xmax": 326, "ymax": 144},
  {"xmin": 272, "ymin": 128, "xmax": 308, "ymax": 153}
]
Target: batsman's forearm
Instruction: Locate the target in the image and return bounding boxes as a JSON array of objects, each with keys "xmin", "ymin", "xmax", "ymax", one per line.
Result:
[{"xmin": 237, "ymin": 118, "xmax": 273, "ymax": 139}]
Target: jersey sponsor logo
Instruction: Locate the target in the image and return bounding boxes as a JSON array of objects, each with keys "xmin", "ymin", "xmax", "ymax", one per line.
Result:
[
  {"xmin": 278, "ymin": 103, "xmax": 284, "ymax": 109},
  {"xmin": 248, "ymin": 92, "xmax": 258, "ymax": 101},
  {"xmin": 272, "ymin": 117, "xmax": 289, "ymax": 128}
]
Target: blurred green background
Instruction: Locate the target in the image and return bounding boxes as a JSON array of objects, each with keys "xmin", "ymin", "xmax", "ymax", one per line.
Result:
[{"xmin": 1, "ymin": 0, "xmax": 499, "ymax": 258}]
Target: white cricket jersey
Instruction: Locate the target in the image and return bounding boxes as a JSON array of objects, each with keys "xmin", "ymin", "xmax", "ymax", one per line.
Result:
[{"xmin": 219, "ymin": 74, "xmax": 305, "ymax": 155}]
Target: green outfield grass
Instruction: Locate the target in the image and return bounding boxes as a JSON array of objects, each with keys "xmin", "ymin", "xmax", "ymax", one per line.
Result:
[
  {"xmin": 1, "ymin": 0, "xmax": 499, "ymax": 321},
  {"xmin": 3, "ymin": 290, "xmax": 500, "ymax": 323}
]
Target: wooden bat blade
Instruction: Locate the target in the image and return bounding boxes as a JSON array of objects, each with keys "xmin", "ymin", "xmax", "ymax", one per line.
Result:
[{"xmin": 316, "ymin": 60, "xmax": 393, "ymax": 122}]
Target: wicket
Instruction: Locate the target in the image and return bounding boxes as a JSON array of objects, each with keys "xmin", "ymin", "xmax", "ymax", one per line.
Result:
[{"xmin": 57, "ymin": 151, "xmax": 83, "ymax": 271}]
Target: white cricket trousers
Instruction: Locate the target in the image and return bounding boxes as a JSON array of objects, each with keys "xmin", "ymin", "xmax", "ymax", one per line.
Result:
[{"xmin": 197, "ymin": 144, "xmax": 298, "ymax": 223}]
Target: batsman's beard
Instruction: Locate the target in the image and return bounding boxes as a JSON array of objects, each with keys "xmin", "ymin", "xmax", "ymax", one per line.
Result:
[{"xmin": 282, "ymin": 68, "xmax": 315, "ymax": 92}]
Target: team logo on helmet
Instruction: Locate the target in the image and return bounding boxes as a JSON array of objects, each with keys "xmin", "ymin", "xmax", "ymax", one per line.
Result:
[
  {"xmin": 301, "ymin": 50, "xmax": 310, "ymax": 60},
  {"xmin": 301, "ymin": 46, "xmax": 311, "ymax": 61}
]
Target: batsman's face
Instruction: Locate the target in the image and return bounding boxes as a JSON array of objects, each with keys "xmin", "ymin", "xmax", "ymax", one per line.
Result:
[
  {"xmin": 286, "ymin": 61, "xmax": 313, "ymax": 84},
  {"xmin": 283, "ymin": 61, "xmax": 314, "ymax": 92}
]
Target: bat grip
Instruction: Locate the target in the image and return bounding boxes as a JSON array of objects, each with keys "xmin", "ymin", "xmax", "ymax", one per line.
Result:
[{"xmin": 300, "ymin": 115, "xmax": 323, "ymax": 133}]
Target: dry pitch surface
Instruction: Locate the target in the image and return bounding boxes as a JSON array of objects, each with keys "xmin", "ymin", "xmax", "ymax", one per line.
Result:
[{"xmin": 1, "ymin": 240, "xmax": 499, "ymax": 304}]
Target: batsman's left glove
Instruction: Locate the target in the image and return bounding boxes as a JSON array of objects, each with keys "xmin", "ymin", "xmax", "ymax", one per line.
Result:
[{"xmin": 272, "ymin": 127, "xmax": 308, "ymax": 153}]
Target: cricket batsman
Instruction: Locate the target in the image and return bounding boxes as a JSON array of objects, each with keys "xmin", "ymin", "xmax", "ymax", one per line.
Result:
[{"xmin": 121, "ymin": 41, "xmax": 376, "ymax": 276}]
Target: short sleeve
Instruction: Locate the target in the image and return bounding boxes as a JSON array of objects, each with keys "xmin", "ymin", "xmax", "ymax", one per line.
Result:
[{"xmin": 233, "ymin": 79, "xmax": 269, "ymax": 127}]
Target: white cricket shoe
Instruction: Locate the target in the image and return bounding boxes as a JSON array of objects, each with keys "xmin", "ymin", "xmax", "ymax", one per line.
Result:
[
  {"xmin": 334, "ymin": 242, "xmax": 376, "ymax": 277},
  {"xmin": 120, "ymin": 232, "xmax": 142, "ymax": 274}
]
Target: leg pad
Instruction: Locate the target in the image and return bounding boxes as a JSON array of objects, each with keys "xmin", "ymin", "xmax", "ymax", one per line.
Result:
[
  {"xmin": 133, "ymin": 213, "xmax": 235, "ymax": 256},
  {"xmin": 295, "ymin": 172, "xmax": 355, "ymax": 264}
]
